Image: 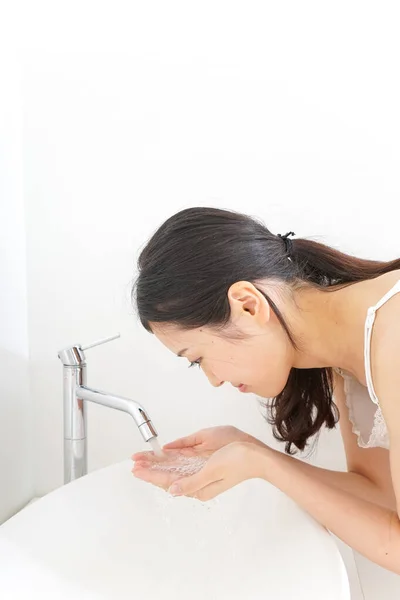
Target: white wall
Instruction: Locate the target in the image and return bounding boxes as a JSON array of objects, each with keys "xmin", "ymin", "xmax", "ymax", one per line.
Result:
[
  {"xmin": 0, "ymin": 38, "xmax": 34, "ymax": 521},
  {"xmin": 13, "ymin": 1, "xmax": 400, "ymax": 596}
]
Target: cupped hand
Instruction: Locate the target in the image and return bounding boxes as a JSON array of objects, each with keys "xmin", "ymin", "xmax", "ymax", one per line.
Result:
[
  {"xmin": 167, "ymin": 441, "xmax": 267, "ymax": 501},
  {"xmin": 132, "ymin": 441, "xmax": 267, "ymax": 501},
  {"xmin": 131, "ymin": 426, "xmax": 266, "ymax": 493},
  {"xmin": 131, "ymin": 426, "xmax": 268, "ymax": 496},
  {"xmin": 132, "ymin": 425, "xmax": 267, "ymax": 464},
  {"xmin": 131, "ymin": 447, "xmax": 208, "ymax": 493}
]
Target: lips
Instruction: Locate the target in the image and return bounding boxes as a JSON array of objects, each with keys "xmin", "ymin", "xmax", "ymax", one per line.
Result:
[{"xmin": 232, "ymin": 383, "xmax": 248, "ymax": 392}]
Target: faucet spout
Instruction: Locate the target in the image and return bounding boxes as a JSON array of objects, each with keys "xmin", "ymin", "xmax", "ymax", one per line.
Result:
[
  {"xmin": 58, "ymin": 335, "xmax": 158, "ymax": 484},
  {"xmin": 76, "ymin": 385, "xmax": 157, "ymax": 442}
]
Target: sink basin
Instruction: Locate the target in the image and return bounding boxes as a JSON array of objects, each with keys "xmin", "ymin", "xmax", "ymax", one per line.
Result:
[{"xmin": 0, "ymin": 459, "xmax": 350, "ymax": 599}]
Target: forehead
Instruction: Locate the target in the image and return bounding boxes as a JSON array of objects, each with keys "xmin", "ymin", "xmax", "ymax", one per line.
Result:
[{"xmin": 150, "ymin": 323, "xmax": 212, "ymax": 352}]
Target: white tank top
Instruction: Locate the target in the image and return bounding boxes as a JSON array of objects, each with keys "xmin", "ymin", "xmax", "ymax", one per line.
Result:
[{"xmin": 333, "ymin": 277, "xmax": 400, "ymax": 450}]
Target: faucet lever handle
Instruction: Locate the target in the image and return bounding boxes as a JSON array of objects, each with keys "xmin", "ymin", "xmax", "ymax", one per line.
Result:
[{"xmin": 80, "ymin": 333, "xmax": 121, "ymax": 351}]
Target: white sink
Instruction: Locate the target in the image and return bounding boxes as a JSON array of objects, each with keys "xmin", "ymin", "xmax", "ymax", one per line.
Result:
[{"xmin": 0, "ymin": 459, "xmax": 350, "ymax": 599}]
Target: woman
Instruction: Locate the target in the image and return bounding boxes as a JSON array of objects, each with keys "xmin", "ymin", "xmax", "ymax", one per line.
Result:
[{"xmin": 131, "ymin": 206, "xmax": 400, "ymax": 574}]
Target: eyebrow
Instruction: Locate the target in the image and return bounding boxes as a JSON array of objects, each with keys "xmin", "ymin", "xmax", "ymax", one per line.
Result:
[{"xmin": 177, "ymin": 348, "xmax": 189, "ymax": 357}]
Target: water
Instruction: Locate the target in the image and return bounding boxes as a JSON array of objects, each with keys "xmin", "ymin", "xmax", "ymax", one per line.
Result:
[
  {"xmin": 144, "ymin": 437, "xmax": 234, "ymax": 547},
  {"xmin": 148, "ymin": 436, "xmax": 165, "ymax": 458},
  {"xmin": 149, "ymin": 454, "xmax": 208, "ymax": 476},
  {"xmin": 147, "ymin": 437, "xmax": 209, "ymax": 476}
]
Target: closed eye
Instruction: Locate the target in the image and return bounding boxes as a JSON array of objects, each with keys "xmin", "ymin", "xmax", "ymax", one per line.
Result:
[{"xmin": 188, "ymin": 359, "xmax": 202, "ymax": 369}]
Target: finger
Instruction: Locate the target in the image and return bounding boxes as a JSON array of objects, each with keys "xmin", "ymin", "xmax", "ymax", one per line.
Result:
[
  {"xmin": 169, "ymin": 447, "xmax": 202, "ymax": 457},
  {"xmin": 192, "ymin": 480, "xmax": 230, "ymax": 502},
  {"xmin": 162, "ymin": 438, "xmax": 196, "ymax": 450},
  {"xmin": 168, "ymin": 468, "xmax": 219, "ymax": 497},
  {"xmin": 132, "ymin": 465, "xmax": 180, "ymax": 490},
  {"xmin": 131, "ymin": 449, "xmax": 180, "ymax": 462},
  {"xmin": 131, "ymin": 450, "xmax": 155, "ymax": 460},
  {"xmin": 163, "ymin": 432, "xmax": 204, "ymax": 449}
]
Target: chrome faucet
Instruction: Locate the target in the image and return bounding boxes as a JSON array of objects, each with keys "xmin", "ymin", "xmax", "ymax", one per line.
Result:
[{"xmin": 58, "ymin": 333, "xmax": 158, "ymax": 484}]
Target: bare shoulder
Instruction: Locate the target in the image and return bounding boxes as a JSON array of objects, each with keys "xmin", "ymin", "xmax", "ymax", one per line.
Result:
[
  {"xmin": 341, "ymin": 269, "xmax": 400, "ymax": 348},
  {"xmin": 367, "ymin": 270, "xmax": 400, "ymax": 408},
  {"xmin": 367, "ymin": 269, "xmax": 400, "ymax": 328}
]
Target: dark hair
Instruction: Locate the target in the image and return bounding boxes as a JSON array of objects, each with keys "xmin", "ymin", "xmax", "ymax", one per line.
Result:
[{"xmin": 132, "ymin": 207, "xmax": 400, "ymax": 455}]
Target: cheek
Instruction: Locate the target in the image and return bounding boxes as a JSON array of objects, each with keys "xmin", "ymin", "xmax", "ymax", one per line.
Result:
[
  {"xmin": 209, "ymin": 343, "xmax": 288, "ymax": 389},
  {"xmin": 250, "ymin": 347, "xmax": 287, "ymax": 382},
  {"xmin": 219, "ymin": 353, "xmax": 264, "ymax": 383},
  {"xmin": 256, "ymin": 354, "xmax": 292, "ymax": 396},
  {"xmin": 207, "ymin": 352, "xmax": 249, "ymax": 382}
]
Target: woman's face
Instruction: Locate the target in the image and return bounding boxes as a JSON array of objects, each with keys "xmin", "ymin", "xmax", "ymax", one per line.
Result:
[{"xmin": 150, "ymin": 281, "xmax": 295, "ymax": 398}]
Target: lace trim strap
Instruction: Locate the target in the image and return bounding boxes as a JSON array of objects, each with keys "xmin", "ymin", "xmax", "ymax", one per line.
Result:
[{"xmin": 364, "ymin": 278, "xmax": 400, "ymax": 406}]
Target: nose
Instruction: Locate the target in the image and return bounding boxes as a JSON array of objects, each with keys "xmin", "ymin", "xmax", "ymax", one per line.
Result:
[
  {"xmin": 205, "ymin": 371, "xmax": 224, "ymax": 387},
  {"xmin": 200, "ymin": 363, "xmax": 224, "ymax": 387}
]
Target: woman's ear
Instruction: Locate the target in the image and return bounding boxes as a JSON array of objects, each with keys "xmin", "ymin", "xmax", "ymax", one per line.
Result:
[{"xmin": 227, "ymin": 281, "xmax": 271, "ymax": 324}]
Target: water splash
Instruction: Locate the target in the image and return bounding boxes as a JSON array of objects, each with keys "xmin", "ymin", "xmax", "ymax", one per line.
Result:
[{"xmin": 149, "ymin": 454, "xmax": 208, "ymax": 476}]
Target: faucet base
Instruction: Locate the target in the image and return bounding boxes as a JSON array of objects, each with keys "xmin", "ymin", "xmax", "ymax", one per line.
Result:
[{"xmin": 64, "ymin": 439, "xmax": 87, "ymax": 484}]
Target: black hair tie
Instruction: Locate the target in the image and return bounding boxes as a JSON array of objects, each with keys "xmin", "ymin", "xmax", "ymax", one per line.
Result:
[{"xmin": 277, "ymin": 231, "xmax": 296, "ymax": 257}]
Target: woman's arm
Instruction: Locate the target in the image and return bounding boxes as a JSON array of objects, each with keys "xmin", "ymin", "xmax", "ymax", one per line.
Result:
[
  {"xmin": 255, "ymin": 444, "xmax": 400, "ymax": 574},
  {"xmin": 253, "ymin": 371, "xmax": 396, "ymax": 511},
  {"xmin": 252, "ymin": 303, "xmax": 400, "ymax": 573},
  {"xmin": 310, "ymin": 370, "xmax": 397, "ymax": 511},
  {"xmin": 301, "ymin": 463, "xmax": 396, "ymax": 510}
]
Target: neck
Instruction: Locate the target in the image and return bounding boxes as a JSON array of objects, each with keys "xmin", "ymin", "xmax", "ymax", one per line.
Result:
[{"xmin": 289, "ymin": 283, "xmax": 364, "ymax": 375}]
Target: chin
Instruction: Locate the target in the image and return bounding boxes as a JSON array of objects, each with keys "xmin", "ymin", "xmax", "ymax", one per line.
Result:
[
  {"xmin": 257, "ymin": 385, "xmax": 283, "ymax": 399},
  {"xmin": 255, "ymin": 391, "xmax": 270, "ymax": 399}
]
